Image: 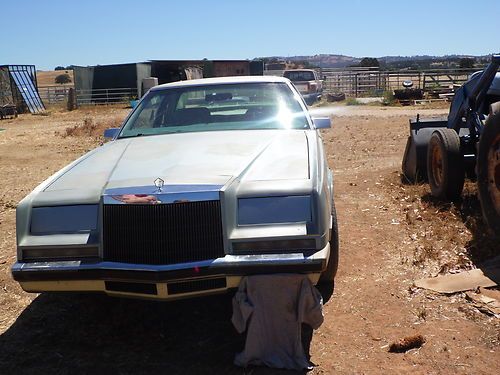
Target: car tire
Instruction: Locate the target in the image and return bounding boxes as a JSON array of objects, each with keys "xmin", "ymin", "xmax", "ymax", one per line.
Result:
[
  {"xmin": 477, "ymin": 102, "xmax": 500, "ymax": 235},
  {"xmin": 318, "ymin": 201, "xmax": 339, "ymax": 286},
  {"xmin": 427, "ymin": 128, "xmax": 465, "ymax": 201}
]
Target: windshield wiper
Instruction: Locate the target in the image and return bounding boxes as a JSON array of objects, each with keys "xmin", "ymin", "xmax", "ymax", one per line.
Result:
[{"xmin": 118, "ymin": 133, "xmax": 145, "ymax": 139}]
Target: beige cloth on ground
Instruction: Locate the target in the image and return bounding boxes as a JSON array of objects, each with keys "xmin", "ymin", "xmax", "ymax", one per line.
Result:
[{"xmin": 231, "ymin": 274, "xmax": 324, "ymax": 370}]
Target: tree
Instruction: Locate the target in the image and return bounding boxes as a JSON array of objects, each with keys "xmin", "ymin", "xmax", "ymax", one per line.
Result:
[
  {"xmin": 55, "ymin": 73, "xmax": 71, "ymax": 84},
  {"xmin": 359, "ymin": 57, "xmax": 380, "ymax": 68},
  {"xmin": 55, "ymin": 65, "xmax": 74, "ymax": 70},
  {"xmin": 297, "ymin": 60, "xmax": 317, "ymax": 69},
  {"xmin": 459, "ymin": 57, "xmax": 475, "ymax": 69}
]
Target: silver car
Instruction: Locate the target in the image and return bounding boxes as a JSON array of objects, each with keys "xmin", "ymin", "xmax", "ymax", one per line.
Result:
[{"xmin": 12, "ymin": 76, "xmax": 339, "ymax": 300}]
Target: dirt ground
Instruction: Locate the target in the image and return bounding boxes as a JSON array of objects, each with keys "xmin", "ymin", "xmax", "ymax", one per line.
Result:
[{"xmin": 0, "ymin": 104, "xmax": 498, "ymax": 374}]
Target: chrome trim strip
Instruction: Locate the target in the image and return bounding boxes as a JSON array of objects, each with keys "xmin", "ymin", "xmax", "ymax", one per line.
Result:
[
  {"xmin": 12, "ymin": 250, "xmax": 326, "ymax": 273},
  {"xmin": 103, "ymin": 184, "xmax": 223, "ymax": 204},
  {"xmin": 104, "ymin": 184, "xmax": 224, "ymax": 195}
]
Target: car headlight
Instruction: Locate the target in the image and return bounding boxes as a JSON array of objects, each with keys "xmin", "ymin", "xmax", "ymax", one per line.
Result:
[
  {"xmin": 238, "ymin": 196, "xmax": 311, "ymax": 225},
  {"xmin": 30, "ymin": 205, "xmax": 99, "ymax": 235}
]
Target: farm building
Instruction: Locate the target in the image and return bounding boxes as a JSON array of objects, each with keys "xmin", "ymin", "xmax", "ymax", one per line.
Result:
[
  {"xmin": 209, "ymin": 60, "xmax": 263, "ymax": 77},
  {"xmin": 73, "ymin": 60, "xmax": 264, "ymax": 104},
  {"xmin": 73, "ymin": 63, "xmax": 151, "ymax": 105},
  {"xmin": 150, "ymin": 60, "xmax": 203, "ymax": 84},
  {"xmin": 0, "ymin": 65, "xmax": 45, "ymax": 114},
  {"xmin": 150, "ymin": 59, "xmax": 264, "ymax": 81}
]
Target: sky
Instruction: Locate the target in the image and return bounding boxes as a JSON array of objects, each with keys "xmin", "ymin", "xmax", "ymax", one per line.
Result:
[{"xmin": 1, "ymin": 0, "xmax": 499, "ymax": 70}]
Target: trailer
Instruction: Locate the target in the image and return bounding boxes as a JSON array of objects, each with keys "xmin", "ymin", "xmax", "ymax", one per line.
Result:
[
  {"xmin": 402, "ymin": 55, "xmax": 500, "ymax": 235},
  {"xmin": 0, "ymin": 65, "xmax": 45, "ymax": 114}
]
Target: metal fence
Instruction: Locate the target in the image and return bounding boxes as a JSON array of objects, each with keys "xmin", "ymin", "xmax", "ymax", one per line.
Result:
[
  {"xmin": 265, "ymin": 67, "xmax": 479, "ymax": 97},
  {"xmin": 38, "ymin": 86, "xmax": 137, "ymax": 106},
  {"xmin": 38, "ymin": 86, "xmax": 72, "ymax": 104},
  {"xmin": 75, "ymin": 87, "xmax": 137, "ymax": 105},
  {"xmin": 37, "ymin": 66, "xmax": 481, "ymax": 105}
]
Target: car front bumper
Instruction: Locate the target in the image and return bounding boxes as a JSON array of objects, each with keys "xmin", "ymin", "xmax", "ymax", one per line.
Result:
[{"xmin": 12, "ymin": 244, "xmax": 329, "ymax": 300}]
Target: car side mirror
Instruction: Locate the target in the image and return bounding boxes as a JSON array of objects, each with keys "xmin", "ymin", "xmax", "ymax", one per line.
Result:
[
  {"xmin": 104, "ymin": 128, "xmax": 120, "ymax": 139},
  {"xmin": 312, "ymin": 117, "xmax": 332, "ymax": 129}
]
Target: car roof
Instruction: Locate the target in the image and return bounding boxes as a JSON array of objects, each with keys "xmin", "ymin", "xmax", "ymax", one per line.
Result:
[{"xmin": 150, "ymin": 75, "xmax": 290, "ymax": 91}]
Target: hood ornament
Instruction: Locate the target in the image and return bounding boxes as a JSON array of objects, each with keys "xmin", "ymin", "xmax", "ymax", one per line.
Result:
[{"xmin": 154, "ymin": 177, "xmax": 164, "ymax": 192}]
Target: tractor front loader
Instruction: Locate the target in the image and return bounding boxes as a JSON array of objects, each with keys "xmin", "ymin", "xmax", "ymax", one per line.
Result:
[{"xmin": 402, "ymin": 54, "xmax": 500, "ymax": 235}]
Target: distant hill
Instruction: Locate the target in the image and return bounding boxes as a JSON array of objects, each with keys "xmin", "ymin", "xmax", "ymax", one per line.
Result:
[
  {"xmin": 286, "ymin": 54, "xmax": 361, "ymax": 68},
  {"xmin": 262, "ymin": 54, "xmax": 359, "ymax": 69},
  {"xmin": 36, "ymin": 70, "xmax": 74, "ymax": 88},
  {"xmin": 261, "ymin": 54, "xmax": 492, "ymax": 69}
]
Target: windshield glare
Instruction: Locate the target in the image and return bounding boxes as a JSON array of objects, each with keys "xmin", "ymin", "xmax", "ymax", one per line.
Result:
[{"xmin": 119, "ymin": 82, "xmax": 310, "ymax": 138}]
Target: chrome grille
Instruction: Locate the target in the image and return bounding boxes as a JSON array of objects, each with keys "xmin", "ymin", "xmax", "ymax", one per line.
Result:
[{"xmin": 103, "ymin": 201, "xmax": 224, "ymax": 265}]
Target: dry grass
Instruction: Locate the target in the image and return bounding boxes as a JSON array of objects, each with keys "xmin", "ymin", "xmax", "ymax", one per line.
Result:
[
  {"xmin": 388, "ymin": 175, "xmax": 498, "ymax": 274},
  {"xmin": 36, "ymin": 70, "xmax": 74, "ymax": 87},
  {"xmin": 2, "ymin": 107, "xmax": 499, "ymax": 373},
  {"xmin": 413, "ymin": 101, "xmax": 450, "ymax": 110},
  {"xmin": 62, "ymin": 116, "xmax": 123, "ymax": 138}
]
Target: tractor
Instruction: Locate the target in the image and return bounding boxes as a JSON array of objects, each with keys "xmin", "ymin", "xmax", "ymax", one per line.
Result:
[{"xmin": 402, "ymin": 54, "xmax": 500, "ymax": 235}]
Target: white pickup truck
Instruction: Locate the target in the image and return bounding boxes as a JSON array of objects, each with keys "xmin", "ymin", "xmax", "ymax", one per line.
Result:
[{"xmin": 283, "ymin": 69, "xmax": 323, "ymax": 105}]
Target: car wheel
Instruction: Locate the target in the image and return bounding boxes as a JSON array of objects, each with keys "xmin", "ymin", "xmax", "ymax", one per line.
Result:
[
  {"xmin": 427, "ymin": 128, "xmax": 465, "ymax": 201},
  {"xmin": 477, "ymin": 103, "xmax": 500, "ymax": 235},
  {"xmin": 318, "ymin": 201, "xmax": 339, "ymax": 286}
]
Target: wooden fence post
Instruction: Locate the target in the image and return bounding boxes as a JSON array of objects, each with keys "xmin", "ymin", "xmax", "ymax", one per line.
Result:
[
  {"xmin": 354, "ymin": 74, "xmax": 358, "ymax": 97},
  {"xmin": 67, "ymin": 88, "xmax": 76, "ymax": 111}
]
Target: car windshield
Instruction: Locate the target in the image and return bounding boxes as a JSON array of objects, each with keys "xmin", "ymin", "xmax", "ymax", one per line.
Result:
[
  {"xmin": 118, "ymin": 82, "xmax": 310, "ymax": 138},
  {"xmin": 283, "ymin": 71, "xmax": 315, "ymax": 81}
]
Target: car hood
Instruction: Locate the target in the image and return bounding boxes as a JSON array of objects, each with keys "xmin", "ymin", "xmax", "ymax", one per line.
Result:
[{"xmin": 36, "ymin": 130, "xmax": 310, "ymax": 204}]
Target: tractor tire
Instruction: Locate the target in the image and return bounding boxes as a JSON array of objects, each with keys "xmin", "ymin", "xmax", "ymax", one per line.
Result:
[
  {"xmin": 327, "ymin": 92, "xmax": 346, "ymax": 102},
  {"xmin": 477, "ymin": 103, "xmax": 500, "ymax": 235},
  {"xmin": 427, "ymin": 128, "xmax": 465, "ymax": 201},
  {"xmin": 318, "ymin": 201, "xmax": 339, "ymax": 286}
]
